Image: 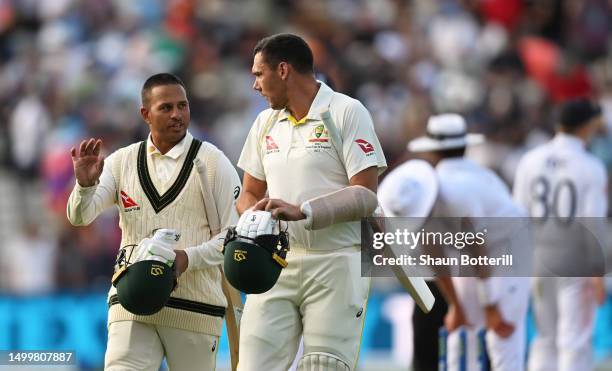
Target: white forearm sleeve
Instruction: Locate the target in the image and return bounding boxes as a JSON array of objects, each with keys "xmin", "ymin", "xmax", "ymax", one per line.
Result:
[{"xmin": 300, "ymin": 185, "xmax": 378, "ymax": 230}]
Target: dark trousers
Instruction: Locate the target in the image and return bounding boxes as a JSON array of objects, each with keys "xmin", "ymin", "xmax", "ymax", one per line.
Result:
[{"xmin": 412, "ymin": 281, "xmax": 447, "ymax": 371}]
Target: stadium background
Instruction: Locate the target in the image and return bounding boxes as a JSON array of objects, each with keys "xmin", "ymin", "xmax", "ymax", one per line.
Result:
[{"xmin": 0, "ymin": 0, "xmax": 611, "ymax": 369}]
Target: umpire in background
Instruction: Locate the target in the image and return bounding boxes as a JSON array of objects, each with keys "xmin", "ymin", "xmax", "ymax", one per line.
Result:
[{"xmin": 67, "ymin": 73, "xmax": 241, "ymax": 370}]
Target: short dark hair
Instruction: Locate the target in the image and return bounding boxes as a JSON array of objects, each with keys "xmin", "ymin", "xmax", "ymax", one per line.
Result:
[
  {"xmin": 141, "ymin": 73, "xmax": 186, "ymax": 106},
  {"xmin": 253, "ymin": 34, "xmax": 314, "ymax": 74},
  {"xmin": 558, "ymin": 98, "xmax": 601, "ymax": 132}
]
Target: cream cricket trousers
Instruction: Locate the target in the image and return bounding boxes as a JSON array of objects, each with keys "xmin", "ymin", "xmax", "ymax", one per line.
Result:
[
  {"xmin": 104, "ymin": 320, "xmax": 219, "ymax": 371},
  {"xmin": 447, "ymin": 277, "xmax": 530, "ymax": 371},
  {"xmin": 528, "ymin": 277, "xmax": 597, "ymax": 371},
  {"xmin": 237, "ymin": 246, "xmax": 370, "ymax": 371}
]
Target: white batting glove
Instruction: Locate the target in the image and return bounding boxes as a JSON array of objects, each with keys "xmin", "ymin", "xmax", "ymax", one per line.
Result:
[
  {"xmin": 236, "ymin": 210, "xmax": 278, "ymax": 239},
  {"xmin": 151, "ymin": 228, "xmax": 181, "ymax": 244},
  {"xmin": 133, "ymin": 229, "xmax": 180, "ymax": 266}
]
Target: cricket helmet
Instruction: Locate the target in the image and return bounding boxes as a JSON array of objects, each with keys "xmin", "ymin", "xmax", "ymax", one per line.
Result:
[
  {"xmin": 223, "ymin": 218, "xmax": 289, "ymax": 294},
  {"xmin": 111, "ymin": 247, "xmax": 176, "ymax": 315}
]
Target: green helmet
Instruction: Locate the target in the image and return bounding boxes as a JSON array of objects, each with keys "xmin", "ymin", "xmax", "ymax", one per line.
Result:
[
  {"xmin": 223, "ymin": 227, "xmax": 289, "ymax": 294},
  {"xmin": 112, "ymin": 248, "xmax": 177, "ymax": 316}
]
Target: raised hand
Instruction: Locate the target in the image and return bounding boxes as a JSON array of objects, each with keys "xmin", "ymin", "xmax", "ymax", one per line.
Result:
[{"xmin": 71, "ymin": 138, "xmax": 104, "ymax": 187}]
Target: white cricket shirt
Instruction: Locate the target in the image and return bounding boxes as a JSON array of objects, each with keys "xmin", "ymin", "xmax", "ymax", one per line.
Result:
[
  {"xmin": 238, "ymin": 82, "xmax": 387, "ymax": 249},
  {"xmin": 434, "ymin": 158, "xmax": 524, "ymax": 218},
  {"xmin": 513, "ymin": 133, "xmax": 608, "ymax": 218}
]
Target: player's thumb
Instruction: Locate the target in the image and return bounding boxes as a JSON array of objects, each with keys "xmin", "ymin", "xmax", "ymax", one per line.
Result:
[{"xmin": 253, "ymin": 198, "xmax": 269, "ymax": 211}]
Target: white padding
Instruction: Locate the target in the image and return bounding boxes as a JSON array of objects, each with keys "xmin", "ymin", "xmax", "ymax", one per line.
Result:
[
  {"xmin": 132, "ymin": 228, "xmax": 180, "ymax": 266},
  {"xmin": 146, "ymin": 243, "xmax": 176, "ymax": 261},
  {"xmin": 236, "ymin": 210, "xmax": 277, "ymax": 239},
  {"xmin": 300, "ymin": 185, "xmax": 378, "ymax": 230},
  {"xmin": 297, "ymin": 352, "xmax": 350, "ymax": 371},
  {"xmin": 151, "ymin": 228, "xmax": 181, "ymax": 244}
]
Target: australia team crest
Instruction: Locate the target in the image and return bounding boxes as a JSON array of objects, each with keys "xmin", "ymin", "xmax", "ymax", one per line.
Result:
[{"xmin": 308, "ymin": 124, "xmax": 329, "ymax": 143}]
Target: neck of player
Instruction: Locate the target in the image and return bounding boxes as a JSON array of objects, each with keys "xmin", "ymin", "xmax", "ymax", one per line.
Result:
[
  {"xmin": 151, "ymin": 133, "xmax": 184, "ymax": 155},
  {"xmin": 286, "ymin": 78, "xmax": 320, "ymax": 121}
]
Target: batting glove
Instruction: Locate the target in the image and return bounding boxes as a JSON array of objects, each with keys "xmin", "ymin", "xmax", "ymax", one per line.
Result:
[
  {"xmin": 236, "ymin": 210, "xmax": 278, "ymax": 239},
  {"xmin": 133, "ymin": 228, "xmax": 180, "ymax": 266}
]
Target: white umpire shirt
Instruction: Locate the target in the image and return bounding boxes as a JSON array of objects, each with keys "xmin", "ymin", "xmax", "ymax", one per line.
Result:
[{"xmin": 433, "ymin": 157, "xmax": 526, "ymax": 304}]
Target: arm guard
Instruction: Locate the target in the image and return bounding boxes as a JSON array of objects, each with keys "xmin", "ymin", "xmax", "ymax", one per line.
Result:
[{"xmin": 300, "ymin": 185, "xmax": 378, "ymax": 230}]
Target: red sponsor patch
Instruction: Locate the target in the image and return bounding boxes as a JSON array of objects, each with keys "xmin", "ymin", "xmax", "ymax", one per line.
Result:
[
  {"xmin": 120, "ymin": 191, "xmax": 138, "ymax": 208},
  {"xmin": 265, "ymin": 136, "xmax": 278, "ymax": 150},
  {"xmin": 355, "ymin": 139, "xmax": 374, "ymax": 154}
]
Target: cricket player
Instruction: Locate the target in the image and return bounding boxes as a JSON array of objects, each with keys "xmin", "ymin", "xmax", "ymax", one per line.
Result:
[
  {"xmin": 236, "ymin": 33, "xmax": 387, "ymax": 371},
  {"xmin": 67, "ymin": 73, "xmax": 241, "ymax": 370},
  {"xmin": 513, "ymin": 98, "xmax": 608, "ymax": 371},
  {"xmin": 378, "ymin": 159, "xmax": 445, "ymax": 371},
  {"xmin": 410, "ymin": 113, "xmax": 530, "ymax": 371}
]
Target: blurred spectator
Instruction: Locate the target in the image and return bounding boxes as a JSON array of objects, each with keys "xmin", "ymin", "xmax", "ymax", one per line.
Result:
[
  {"xmin": 8, "ymin": 91, "xmax": 50, "ymax": 180},
  {"xmin": 4, "ymin": 223, "xmax": 57, "ymax": 294}
]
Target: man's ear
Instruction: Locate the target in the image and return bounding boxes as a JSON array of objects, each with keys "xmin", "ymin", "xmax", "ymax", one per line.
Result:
[
  {"xmin": 278, "ymin": 62, "xmax": 290, "ymax": 81},
  {"xmin": 140, "ymin": 106, "xmax": 150, "ymax": 124}
]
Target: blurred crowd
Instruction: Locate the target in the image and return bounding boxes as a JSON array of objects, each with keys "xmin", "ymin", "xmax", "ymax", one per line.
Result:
[{"xmin": 0, "ymin": 0, "xmax": 611, "ymax": 293}]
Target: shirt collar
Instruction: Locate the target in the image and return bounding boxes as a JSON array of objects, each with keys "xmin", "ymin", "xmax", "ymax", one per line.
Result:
[
  {"xmin": 147, "ymin": 131, "xmax": 193, "ymax": 159},
  {"xmin": 553, "ymin": 132, "xmax": 585, "ymax": 151},
  {"xmin": 278, "ymin": 81, "xmax": 335, "ymax": 126}
]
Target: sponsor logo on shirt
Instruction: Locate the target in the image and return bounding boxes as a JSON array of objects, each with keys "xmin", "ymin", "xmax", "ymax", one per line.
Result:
[
  {"xmin": 355, "ymin": 139, "xmax": 374, "ymax": 154},
  {"xmin": 120, "ymin": 191, "xmax": 140, "ymax": 212},
  {"xmin": 265, "ymin": 135, "xmax": 280, "ymax": 154},
  {"xmin": 266, "ymin": 136, "xmax": 278, "ymax": 150}
]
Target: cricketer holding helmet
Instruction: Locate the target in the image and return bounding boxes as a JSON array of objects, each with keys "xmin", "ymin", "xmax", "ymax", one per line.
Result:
[
  {"xmin": 66, "ymin": 73, "xmax": 241, "ymax": 371},
  {"xmin": 235, "ymin": 33, "xmax": 387, "ymax": 371}
]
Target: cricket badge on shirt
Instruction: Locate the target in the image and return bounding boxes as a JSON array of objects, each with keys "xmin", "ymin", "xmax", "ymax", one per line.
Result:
[
  {"xmin": 265, "ymin": 135, "xmax": 280, "ymax": 155},
  {"xmin": 306, "ymin": 124, "xmax": 332, "ymax": 152},
  {"xmin": 355, "ymin": 138, "xmax": 375, "ymax": 156},
  {"xmin": 120, "ymin": 190, "xmax": 140, "ymax": 212}
]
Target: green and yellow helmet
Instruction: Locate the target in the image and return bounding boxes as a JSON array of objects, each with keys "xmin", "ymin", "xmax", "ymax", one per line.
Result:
[
  {"xmin": 111, "ymin": 247, "xmax": 177, "ymax": 315},
  {"xmin": 223, "ymin": 227, "xmax": 289, "ymax": 294}
]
